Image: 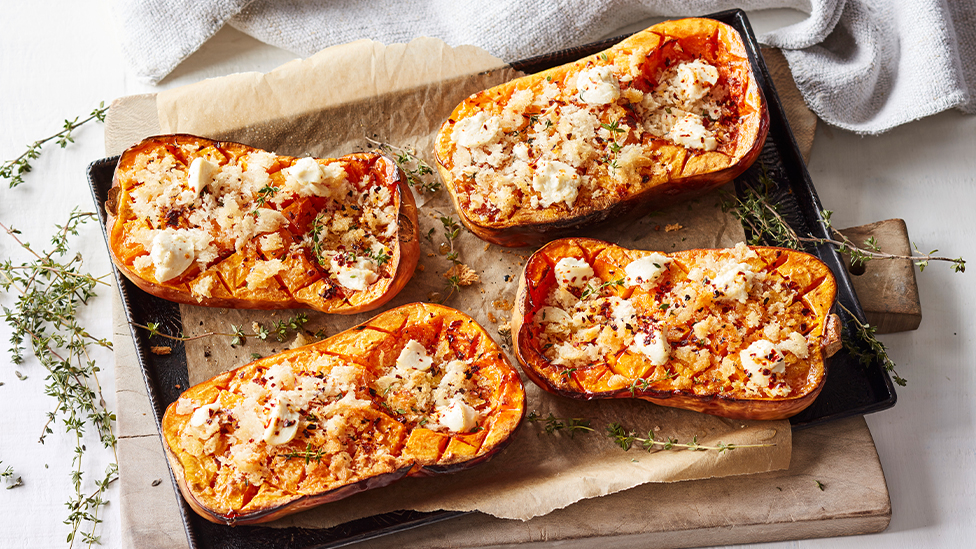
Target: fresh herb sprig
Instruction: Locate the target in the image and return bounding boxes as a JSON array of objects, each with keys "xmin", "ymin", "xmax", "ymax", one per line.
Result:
[
  {"xmin": 527, "ymin": 411, "xmax": 594, "ymax": 437},
  {"xmin": 133, "ymin": 312, "xmax": 312, "ymax": 346},
  {"xmin": 281, "ymin": 443, "xmax": 325, "ymax": 465},
  {"xmin": 819, "ymin": 210, "xmax": 965, "ymax": 273},
  {"xmin": 249, "ymin": 184, "xmax": 279, "ymax": 215},
  {"xmin": 606, "ymin": 423, "xmax": 772, "ymax": 453},
  {"xmin": 0, "ymin": 210, "xmax": 117, "ymax": 547},
  {"xmin": 626, "ymin": 371, "xmax": 678, "ymax": 396},
  {"xmin": 723, "ymin": 165, "xmax": 965, "ymax": 271},
  {"xmin": 580, "ymin": 277, "xmax": 625, "ymax": 300},
  {"xmin": 434, "ymin": 215, "xmax": 478, "ymax": 302},
  {"xmin": 838, "ymin": 302, "xmax": 905, "ymax": 386},
  {"xmin": 1, "ymin": 102, "xmax": 108, "ymax": 188},
  {"xmin": 365, "ymin": 138, "xmax": 440, "ymax": 193},
  {"xmin": 720, "ymin": 165, "xmax": 801, "ymax": 249},
  {"xmin": 1, "ymin": 461, "xmax": 22, "ymax": 489},
  {"xmin": 527, "ymin": 413, "xmax": 773, "ymax": 454}
]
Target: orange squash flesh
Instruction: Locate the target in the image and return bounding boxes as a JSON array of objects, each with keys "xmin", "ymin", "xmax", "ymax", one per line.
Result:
[
  {"xmin": 162, "ymin": 303, "xmax": 525, "ymax": 525},
  {"xmin": 106, "ymin": 135, "xmax": 420, "ymax": 314},
  {"xmin": 511, "ymin": 238, "xmax": 839, "ymax": 420},
  {"xmin": 434, "ymin": 18, "xmax": 768, "ymax": 246}
]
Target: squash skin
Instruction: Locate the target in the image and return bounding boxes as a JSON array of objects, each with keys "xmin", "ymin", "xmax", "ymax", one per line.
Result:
[
  {"xmin": 161, "ymin": 303, "xmax": 525, "ymax": 525},
  {"xmin": 511, "ymin": 238, "xmax": 838, "ymax": 421},
  {"xmin": 106, "ymin": 134, "xmax": 420, "ymax": 314},
  {"xmin": 434, "ymin": 18, "xmax": 768, "ymax": 247}
]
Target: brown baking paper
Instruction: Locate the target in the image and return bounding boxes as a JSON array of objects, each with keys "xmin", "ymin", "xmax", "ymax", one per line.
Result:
[{"xmin": 144, "ymin": 36, "xmax": 790, "ymax": 528}]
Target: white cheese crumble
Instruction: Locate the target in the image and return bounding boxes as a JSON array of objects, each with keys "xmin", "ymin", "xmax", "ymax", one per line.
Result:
[
  {"xmin": 777, "ymin": 331, "xmax": 809, "ymax": 359},
  {"xmin": 676, "ymin": 60, "xmax": 720, "ymax": 103},
  {"xmin": 396, "ymin": 340, "xmax": 434, "ymax": 372},
  {"xmin": 262, "ymin": 398, "xmax": 300, "ymax": 446},
  {"xmin": 453, "ymin": 111, "xmax": 502, "ymax": 148},
  {"xmin": 739, "ymin": 339, "xmax": 786, "ymax": 389},
  {"xmin": 631, "ymin": 328, "xmax": 670, "ymax": 366},
  {"xmin": 532, "ymin": 160, "xmax": 581, "ymax": 208},
  {"xmin": 328, "ymin": 253, "xmax": 379, "ymax": 291},
  {"xmin": 710, "ymin": 262, "xmax": 755, "ymax": 303},
  {"xmin": 188, "ymin": 402, "xmax": 220, "ymax": 428},
  {"xmin": 576, "ymin": 65, "xmax": 621, "ymax": 105},
  {"xmin": 625, "ymin": 254, "xmax": 672, "ymax": 289},
  {"xmin": 669, "ymin": 112, "xmax": 718, "ymax": 151},
  {"xmin": 187, "ymin": 157, "xmax": 218, "ymax": 196},
  {"xmin": 554, "ymin": 257, "xmax": 594, "ymax": 288},
  {"xmin": 611, "ymin": 298, "xmax": 637, "ymax": 328},
  {"xmin": 149, "ymin": 230, "xmax": 195, "ymax": 282},
  {"xmin": 439, "ymin": 398, "xmax": 479, "ymax": 432}
]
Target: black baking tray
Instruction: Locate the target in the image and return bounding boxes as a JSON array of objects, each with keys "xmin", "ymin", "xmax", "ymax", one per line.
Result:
[{"xmin": 87, "ymin": 9, "xmax": 895, "ymax": 549}]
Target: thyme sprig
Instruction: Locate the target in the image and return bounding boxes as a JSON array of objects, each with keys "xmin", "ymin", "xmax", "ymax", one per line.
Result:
[
  {"xmin": 309, "ymin": 212, "xmax": 329, "ymax": 266},
  {"xmin": 626, "ymin": 371, "xmax": 679, "ymax": 396},
  {"xmin": 580, "ymin": 277, "xmax": 625, "ymax": 300},
  {"xmin": 281, "ymin": 443, "xmax": 325, "ymax": 465},
  {"xmin": 365, "ymin": 138, "xmax": 440, "ymax": 193},
  {"xmin": 527, "ymin": 411, "xmax": 594, "ymax": 437},
  {"xmin": 527, "ymin": 414, "xmax": 773, "ymax": 453},
  {"xmin": 818, "ymin": 210, "xmax": 966, "ymax": 273},
  {"xmin": 1, "ymin": 102, "xmax": 108, "ymax": 188},
  {"xmin": 436, "ymin": 215, "xmax": 468, "ymax": 302},
  {"xmin": 1, "ymin": 461, "xmax": 22, "ymax": 489},
  {"xmin": 722, "ymin": 166, "xmax": 965, "ymax": 271},
  {"xmin": 132, "ymin": 312, "xmax": 311, "ymax": 346},
  {"xmin": 838, "ymin": 302, "xmax": 905, "ymax": 386},
  {"xmin": 0, "ymin": 210, "xmax": 117, "ymax": 547},
  {"xmin": 606, "ymin": 423, "xmax": 772, "ymax": 453},
  {"xmin": 720, "ymin": 165, "xmax": 801, "ymax": 249}
]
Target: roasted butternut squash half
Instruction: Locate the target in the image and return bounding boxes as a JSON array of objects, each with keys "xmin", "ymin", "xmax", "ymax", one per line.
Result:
[
  {"xmin": 511, "ymin": 239, "xmax": 839, "ymax": 420},
  {"xmin": 106, "ymin": 135, "xmax": 420, "ymax": 313},
  {"xmin": 434, "ymin": 18, "xmax": 768, "ymax": 246},
  {"xmin": 162, "ymin": 303, "xmax": 525, "ymax": 524}
]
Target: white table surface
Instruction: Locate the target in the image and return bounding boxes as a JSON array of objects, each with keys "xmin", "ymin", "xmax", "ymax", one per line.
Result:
[{"xmin": 1, "ymin": 2, "xmax": 973, "ymax": 548}]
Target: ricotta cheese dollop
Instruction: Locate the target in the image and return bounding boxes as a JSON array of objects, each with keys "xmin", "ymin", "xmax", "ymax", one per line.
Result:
[
  {"xmin": 149, "ymin": 230, "xmax": 195, "ymax": 282},
  {"xmin": 625, "ymin": 254, "xmax": 672, "ymax": 289},
  {"xmin": 576, "ymin": 65, "xmax": 621, "ymax": 105},
  {"xmin": 532, "ymin": 160, "xmax": 582, "ymax": 208},
  {"xmin": 739, "ymin": 339, "xmax": 786, "ymax": 388},
  {"xmin": 553, "ymin": 257, "xmax": 594, "ymax": 288}
]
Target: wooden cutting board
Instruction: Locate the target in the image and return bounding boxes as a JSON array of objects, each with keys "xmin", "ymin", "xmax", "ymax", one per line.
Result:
[{"xmin": 349, "ymin": 415, "xmax": 889, "ymax": 548}]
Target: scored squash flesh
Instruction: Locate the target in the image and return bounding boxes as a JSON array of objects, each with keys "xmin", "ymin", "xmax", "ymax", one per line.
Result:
[
  {"xmin": 511, "ymin": 238, "xmax": 839, "ymax": 420},
  {"xmin": 434, "ymin": 18, "xmax": 768, "ymax": 247},
  {"xmin": 106, "ymin": 134, "xmax": 420, "ymax": 314},
  {"xmin": 162, "ymin": 303, "xmax": 525, "ymax": 525}
]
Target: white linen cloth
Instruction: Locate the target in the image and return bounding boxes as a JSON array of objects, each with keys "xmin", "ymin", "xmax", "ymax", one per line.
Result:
[{"xmin": 113, "ymin": 0, "xmax": 975, "ymax": 134}]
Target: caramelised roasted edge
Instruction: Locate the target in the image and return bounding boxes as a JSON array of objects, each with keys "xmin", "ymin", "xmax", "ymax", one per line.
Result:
[
  {"xmin": 106, "ymin": 134, "xmax": 420, "ymax": 314},
  {"xmin": 434, "ymin": 18, "xmax": 768, "ymax": 247},
  {"xmin": 161, "ymin": 302, "xmax": 525, "ymax": 525},
  {"xmin": 511, "ymin": 238, "xmax": 838, "ymax": 420}
]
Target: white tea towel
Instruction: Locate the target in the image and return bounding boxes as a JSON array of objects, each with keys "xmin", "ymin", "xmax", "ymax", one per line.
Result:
[{"xmin": 113, "ymin": 0, "xmax": 975, "ymax": 134}]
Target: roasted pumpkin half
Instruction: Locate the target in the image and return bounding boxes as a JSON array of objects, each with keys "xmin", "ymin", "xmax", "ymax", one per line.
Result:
[
  {"xmin": 434, "ymin": 18, "xmax": 768, "ymax": 247},
  {"xmin": 511, "ymin": 238, "xmax": 840, "ymax": 420},
  {"xmin": 161, "ymin": 302, "xmax": 525, "ymax": 525},
  {"xmin": 105, "ymin": 134, "xmax": 420, "ymax": 313}
]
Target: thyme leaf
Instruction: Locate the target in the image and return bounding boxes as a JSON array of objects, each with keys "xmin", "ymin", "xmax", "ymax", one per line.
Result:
[
  {"xmin": 606, "ymin": 423, "xmax": 773, "ymax": 453},
  {"xmin": 365, "ymin": 138, "xmax": 440, "ymax": 193},
  {"xmin": 0, "ymin": 210, "xmax": 117, "ymax": 547},
  {"xmin": 527, "ymin": 411, "xmax": 594, "ymax": 437},
  {"xmin": 1, "ymin": 102, "xmax": 108, "ymax": 188},
  {"xmin": 131, "ymin": 312, "xmax": 311, "ymax": 347}
]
